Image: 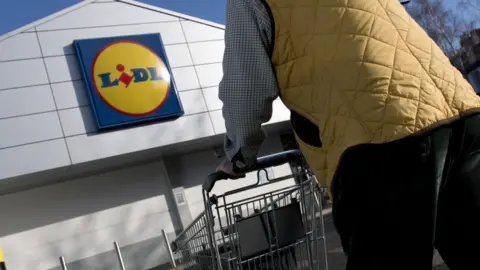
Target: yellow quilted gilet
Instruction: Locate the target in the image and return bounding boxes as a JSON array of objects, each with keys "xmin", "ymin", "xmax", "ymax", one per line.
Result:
[{"xmin": 264, "ymin": 0, "xmax": 480, "ymax": 189}]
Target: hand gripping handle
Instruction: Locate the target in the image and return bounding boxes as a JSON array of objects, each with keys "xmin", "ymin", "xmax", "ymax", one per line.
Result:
[{"xmin": 202, "ymin": 150, "xmax": 303, "ymax": 193}]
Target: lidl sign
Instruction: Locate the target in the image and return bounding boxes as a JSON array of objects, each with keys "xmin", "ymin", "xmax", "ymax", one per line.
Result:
[{"xmin": 74, "ymin": 34, "xmax": 183, "ymax": 129}]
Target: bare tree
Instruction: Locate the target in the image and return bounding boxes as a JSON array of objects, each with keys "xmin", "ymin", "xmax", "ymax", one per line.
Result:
[
  {"xmin": 458, "ymin": 0, "xmax": 480, "ymax": 15},
  {"xmin": 406, "ymin": 0, "xmax": 478, "ymax": 57},
  {"xmin": 457, "ymin": 0, "xmax": 480, "ymax": 38},
  {"xmin": 407, "ymin": 0, "xmax": 457, "ymax": 56}
]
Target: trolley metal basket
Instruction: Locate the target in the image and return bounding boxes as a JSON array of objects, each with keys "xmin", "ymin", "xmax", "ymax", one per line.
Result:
[{"xmin": 171, "ymin": 150, "xmax": 329, "ymax": 270}]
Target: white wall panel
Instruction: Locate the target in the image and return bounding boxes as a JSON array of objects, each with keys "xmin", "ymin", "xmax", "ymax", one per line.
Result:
[
  {"xmin": 202, "ymin": 86, "xmax": 222, "ymax": 111},
  {"xmin": 272, "ymin": 163, "xmax": 294, "ymax": 180},
  {"xmin": 181, "ymin": 21, "xmax": 224, "ymax": 43},
  {"xmin": 59, "ymin": 106, "xmax": 96, "ymax": 137},
  {"xmin": 188, "ymin": 201, "xmax": 205, "ymax": 221},
  {"xmin": 164, "ymin": 44, "xmax": 192, "ymax": 68},
  {"xmin": 58, "ymin": 90, "xmax": 208, "ymax": 137},
  {"xmin": 36, "ymin": 2, "xmax": 179, "ymax": 31},
  {"xmin": 0, "ymin": 112, "xmax": 64, "ymax": 149},
  {"xmin": 195, "ymin": 63, "xmax": 223, "ymax": 88},
  {"xmin": 179, "ymin": 90, "xmax": 208, "ymax": 115},
  {"xmin": 188, "ymin": 40, "xmax": 224, "ymax": 65},
  {"xmin": 0, "ymin": 139, "xmax": 70, "ymax": 180},
  {"xmin": 66, "ymin": 113, "xmax": 215, "ymax": 164},
  {"xmin": 0, "ymin": 85, "xmax": 56, "ymax": 119},
  {"xmin": 37, "ymin": 22, "xmax": 186, "ymax": 56},
  {"xmin": 0, "ymin": 33, "xmax": 42, "ymax": 61},
  {"xmin": 44, "ymin": 55, "xmax": 81, "ymax": 83},
  {"xmin": 0, "ymin": 160, "xmax": 173, "ymax": 270},
  {"xmin": 266, "ymin": 99, "xmax": 290, "ymax": 125},
  {"xmin": 0, "ymin": 59, "xmax": 49, "ymax": 90},
  {"xmin": 171, "ymin": 66, "xmax": 200, "ymax": 91},
  {"xmin": 51, "ymin": 80, "xmax": 89, "ymax": 109},
  {"xmin": 208, "ymin": 171, "xmax": 296, "ymax": 208},
  {"xmin": 209, "ymin": 110, "xmax": 225, "ymax": 134}
]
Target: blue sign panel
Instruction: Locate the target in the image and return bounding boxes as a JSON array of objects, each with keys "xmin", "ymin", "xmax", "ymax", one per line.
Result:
[{"xmin": 74, "ymin": 34, "xmax": 184, "ymax": 130}]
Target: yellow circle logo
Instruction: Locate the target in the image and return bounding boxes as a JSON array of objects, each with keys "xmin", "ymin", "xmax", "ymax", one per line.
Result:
[{"xmin": 92, "ymin": 41, "xmax": 170, "ymax": 116}]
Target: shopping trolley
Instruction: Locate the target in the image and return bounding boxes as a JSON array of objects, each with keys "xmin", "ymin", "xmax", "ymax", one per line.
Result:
[{"xmin": 171, "ymin": 150, "xmax": 329, "ymax": 270}]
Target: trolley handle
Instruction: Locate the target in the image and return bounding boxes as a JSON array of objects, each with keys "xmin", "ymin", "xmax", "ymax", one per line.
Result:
[{"xmin": 203, "ymin": 149, "xmax": 303, "ymax": 193}]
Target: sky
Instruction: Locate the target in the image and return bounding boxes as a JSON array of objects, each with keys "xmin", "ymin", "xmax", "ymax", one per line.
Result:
[
  {"xmin": 0, "ymin": 0, "xmax": 465, "ymax": 36},
  {"xmin": 0, "ymin": 0, "xmax": 227, "ymax": 36}
]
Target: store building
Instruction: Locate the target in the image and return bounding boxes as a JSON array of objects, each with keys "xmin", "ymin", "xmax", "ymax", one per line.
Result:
[{"xmin": 0, "ymin": 0, "xmax": 295, "ymax": 269}]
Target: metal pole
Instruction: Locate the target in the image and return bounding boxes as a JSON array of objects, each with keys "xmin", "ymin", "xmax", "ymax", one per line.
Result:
[
  {"xmin": 162, "ymin": 229, "xmax": 177, "ymax": 268},
  {"xmin": 114, "ymin": 241, "xmax": 126, "ymax": 270},
  {"xmin": 59, "ymin": 256, "xmax": 68, "ymax": 270}
]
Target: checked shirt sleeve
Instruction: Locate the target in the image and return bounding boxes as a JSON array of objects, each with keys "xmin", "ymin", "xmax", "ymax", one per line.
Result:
[{"xmin": 219, "ymin": 0, "xmax": 279, "ymax": 167}]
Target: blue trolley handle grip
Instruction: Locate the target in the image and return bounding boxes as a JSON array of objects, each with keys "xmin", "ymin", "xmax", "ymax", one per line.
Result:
[{"xmin": 202, "ymin": 150, "xmax": 303, "ymax": 193}]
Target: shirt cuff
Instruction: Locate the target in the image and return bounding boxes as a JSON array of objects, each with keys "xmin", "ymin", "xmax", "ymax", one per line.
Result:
[{"xmin": 224, "ymin": 136, "xmax": 260, "ymax": 169}]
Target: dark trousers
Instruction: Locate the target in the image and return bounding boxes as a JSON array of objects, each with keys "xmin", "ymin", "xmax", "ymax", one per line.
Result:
[{"xmin": 331, "ymin": 114, "xmax": 480, "ymax": 270}]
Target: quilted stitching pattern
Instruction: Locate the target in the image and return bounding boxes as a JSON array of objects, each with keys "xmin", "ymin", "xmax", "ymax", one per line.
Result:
[{"xmin": 266, "ymin": 0, "xmax": 480, "ymax": 188}]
